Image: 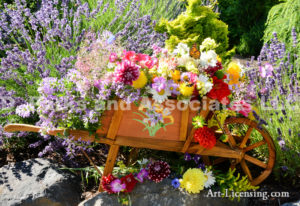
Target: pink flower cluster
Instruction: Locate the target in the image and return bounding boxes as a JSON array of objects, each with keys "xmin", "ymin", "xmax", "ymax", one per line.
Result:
[
  {"xmin": 229, "ymin": 100, "xmax": 252, "ymax": 117},
  {"xmin": 101, "ymin": 160, "xmax": 171, "ymax": 194},
  {"xmin": 113, "ymin": 50, "xmax": 156, "ymax": 85}
]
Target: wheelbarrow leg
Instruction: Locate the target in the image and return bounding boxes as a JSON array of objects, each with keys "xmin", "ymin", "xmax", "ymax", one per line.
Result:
[{"xmin": 98, "ymin": 145, "xmax": 120, "ymax": 192}]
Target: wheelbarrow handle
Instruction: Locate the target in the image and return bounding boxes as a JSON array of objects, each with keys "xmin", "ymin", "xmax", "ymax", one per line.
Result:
[{"xmin": 4, "ymin": 124, "xmax": 42, "ymax": 133}]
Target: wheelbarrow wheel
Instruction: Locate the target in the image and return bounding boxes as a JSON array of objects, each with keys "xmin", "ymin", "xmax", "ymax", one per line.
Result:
[{"xmin": 217, "ymin": 117, "xmax": 276, "ymax": 186}]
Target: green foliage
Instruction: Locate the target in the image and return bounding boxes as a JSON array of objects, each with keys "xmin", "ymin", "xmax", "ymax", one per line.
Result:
[
  {"xmin": 263, "ymin": 0, "xmax": 300, "ymax": 65},
  {"xmin": 155, "ymin": 0, "xmax": 232, "ymax": 60},
  {"xmin": 0, "ymin": 0, "xmax": 41, "ymax": 11},
  {"xmin": 218, "ymin": 0, "xmax": 279, "ymax": 56},
  {"xmin": 216, "ymin": 168, "xmax": 259, "ymax": 201}
]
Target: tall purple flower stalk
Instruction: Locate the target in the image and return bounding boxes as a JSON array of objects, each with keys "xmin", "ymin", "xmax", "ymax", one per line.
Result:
[
  {"xmin": 0, "ymin": 0, "xmax": 103, "ymax": 163},
  {"xmin": 246, "ymin": 31, "xmax": 300, "ymax": 180}
]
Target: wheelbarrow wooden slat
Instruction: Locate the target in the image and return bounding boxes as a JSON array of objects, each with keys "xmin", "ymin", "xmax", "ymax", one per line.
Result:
[{"xmin": 4, "ymin": 98, "xmax": 276, "ymax": 187}]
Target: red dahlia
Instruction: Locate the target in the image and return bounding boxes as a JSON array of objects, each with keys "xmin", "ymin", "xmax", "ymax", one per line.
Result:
[
  {"xmin": 207, "ymin": 76, "xmax": 231, "ymax": 105},
  {"xmin": 120, "ymin": 173, "xmax": 138, "ymax": 193},
  {"xmin": 194, "ymin": 126, "xmax": 216, "ymax": 149},
  {"xmin": 148, "ymin": 160, "xmax": 171, "ymax": 183},
  {"xmin": 101, "ymin": 174, "xmax": 117, "ymax": 194}
]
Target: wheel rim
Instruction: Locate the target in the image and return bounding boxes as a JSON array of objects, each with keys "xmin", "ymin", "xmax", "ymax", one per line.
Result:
[{"xmin": 221, "ymin": 117, "xmax": 276, "ymax": 186}]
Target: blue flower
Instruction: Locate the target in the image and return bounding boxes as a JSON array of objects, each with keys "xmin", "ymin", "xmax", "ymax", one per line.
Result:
[
  {"xmin": 171, "ymin": 178, "xmax": 180, "ymax": 188},
  {"xmin": 106, "ymin": 34, "xmax": 116, "ymax": 44}
]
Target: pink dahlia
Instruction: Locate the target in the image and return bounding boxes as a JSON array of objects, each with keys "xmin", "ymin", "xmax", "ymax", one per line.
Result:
[
  {"xmin": 148, "ymin": 160, "xmax": 171, "ymax": 183},
  {"xmin": 115, "ymin": 60, "xmax": 140, "ymax": 85}
]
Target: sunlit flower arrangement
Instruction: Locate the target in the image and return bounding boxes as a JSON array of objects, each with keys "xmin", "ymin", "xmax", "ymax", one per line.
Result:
[{"xmin": 28, "ymin": 32, "xmax": 254, "ymax": 149}]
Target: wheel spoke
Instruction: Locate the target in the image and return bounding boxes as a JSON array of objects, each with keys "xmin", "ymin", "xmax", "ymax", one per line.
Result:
[
  {"xmin": 244, "ymin": 140, "xmax": 266, "ymax": 152},
  {"xmin": 240, "ymin": 159, "xmax": 253, "ymax": 181},
  {"xmin": 244, "ymin": 154, "xmax": 267, "ymax": 169},
  {"xmin": 223, "ymin": 123, "xmax": 237, "ymax": 147},
  {"xmin": 239, "ymin": 127, "xmax": 253, "ymax": 148}
]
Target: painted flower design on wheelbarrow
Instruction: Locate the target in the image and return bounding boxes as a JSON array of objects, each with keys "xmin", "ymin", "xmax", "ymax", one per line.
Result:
[{"xmin": 133, "ymin": 103, "xmax": 174, "ymax": 136}]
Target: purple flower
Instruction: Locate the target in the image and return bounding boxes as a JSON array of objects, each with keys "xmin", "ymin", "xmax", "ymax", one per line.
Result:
[
  {"xmin": 136, "ymin": 168, "xmax": 149, "ymax": 182},
  {"xmin": 152, "ymin": 77, "xmax": 167, "ymax": 92},
  {"xmin": 152, "ymin": 44, "xmax": 162, "ymax": 54},
  {"xmin": 277, "ymin": 128, "xmax": 282, "ymax": 136},
  {"xmin": 167, "ymin": 80, "xmax": 180, "ymax": 95},
  {"xmin": 110, "ymin": 179, "xmax": 126, "ymax": 193},
  {"xmin": 184, "ymin": 153, "xmax": 192, "ymax": 161},
  {"xmin": 197, "ymin": 163, "xmax": 205, "ymax": 170},
  {"xmin": 281, "ymin": 166, "xmax": 288, "ymax": 171},
  {"xmin": 278, "ymin": 140, "xmax": 285, "ymax": 149},
  {"xmin": 171, "ymin": 178, "xmax": 180, "ymax": 188},
  {"xmin": 16, "ymin": 103, "xmax": 35, "ymax": 118},
  {"xmin": 259, "ymin": 63, "xmax": 274, "ymax": 78},
  {"xmin": 193, "ymin": 155, "xmax": 202, "ymax": 164}
]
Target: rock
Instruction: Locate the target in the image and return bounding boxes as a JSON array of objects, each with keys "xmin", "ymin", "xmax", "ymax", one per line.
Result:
[
  {"xmin": 79, "ymin": 179, "xmax": 248, "ymax": 206},
  {"xmin": 282, "ymin": 200, "xmax": 300, "ymax": 206},
  {"xmin": 0, "ymin": 158, "xmax": 81, "ymax": 206}
]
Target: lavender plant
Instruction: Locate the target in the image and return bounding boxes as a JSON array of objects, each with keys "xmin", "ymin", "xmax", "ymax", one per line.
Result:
[
  {"xmin": 246, "ymin": 31, "xmax": 300, "ymax": 183},
  {"xmin": 84, "ymin": 0, "xmax": 186, "ymax": 53},
  {"xmin": 0, "ymin": 0, "xmax": 180, "ymax": 163}
]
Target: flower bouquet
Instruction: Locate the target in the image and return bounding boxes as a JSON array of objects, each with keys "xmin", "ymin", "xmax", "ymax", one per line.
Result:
[{"xmin": 33, "ymin": 34, "xmax": 235, "ymax": 142}]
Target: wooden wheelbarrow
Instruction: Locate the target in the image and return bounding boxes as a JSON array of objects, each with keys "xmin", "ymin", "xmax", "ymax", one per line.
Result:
[{"xmin": 4, "ymin": 98, "xmax": 276, "ymax": 190}]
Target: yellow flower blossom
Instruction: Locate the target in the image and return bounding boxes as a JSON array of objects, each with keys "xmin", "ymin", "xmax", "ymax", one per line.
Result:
[
  {"xmin": 227, "ymin": 62, "xmax": 241, "ymax": 85},
  {"xmin": 180, "ymin": 168, "xmax": 206, "ymax": 194},
  {"xmin": 172, "ymin": 70, "xmax": 181, "ymax": 82},
  {"xmin": 179, "ymin": 83, "xmax": 194, "ymax": 96},
  {"xmin": 132, "ymin": 71, "xmax": 147, "ymax": 89},
  {"xmin": 196, "ymin": 81, "xmax": 206, "ymax": 96},
  {"xmin": 186, "ymin": 61, "xmax": 199, "ymax": 74}
]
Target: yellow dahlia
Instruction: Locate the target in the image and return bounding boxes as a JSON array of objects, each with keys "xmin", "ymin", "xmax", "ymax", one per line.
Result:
[
  {"xmin": 180, "ymin": 168, "xmax": 206, "ymax": 194},
  {"xmin": 132, "ymin": 71, "xmax": 147, "ymax": 89},
  {"xmin": 179, "ymin": 83, "xmax": 194, "ymax": 97}
]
